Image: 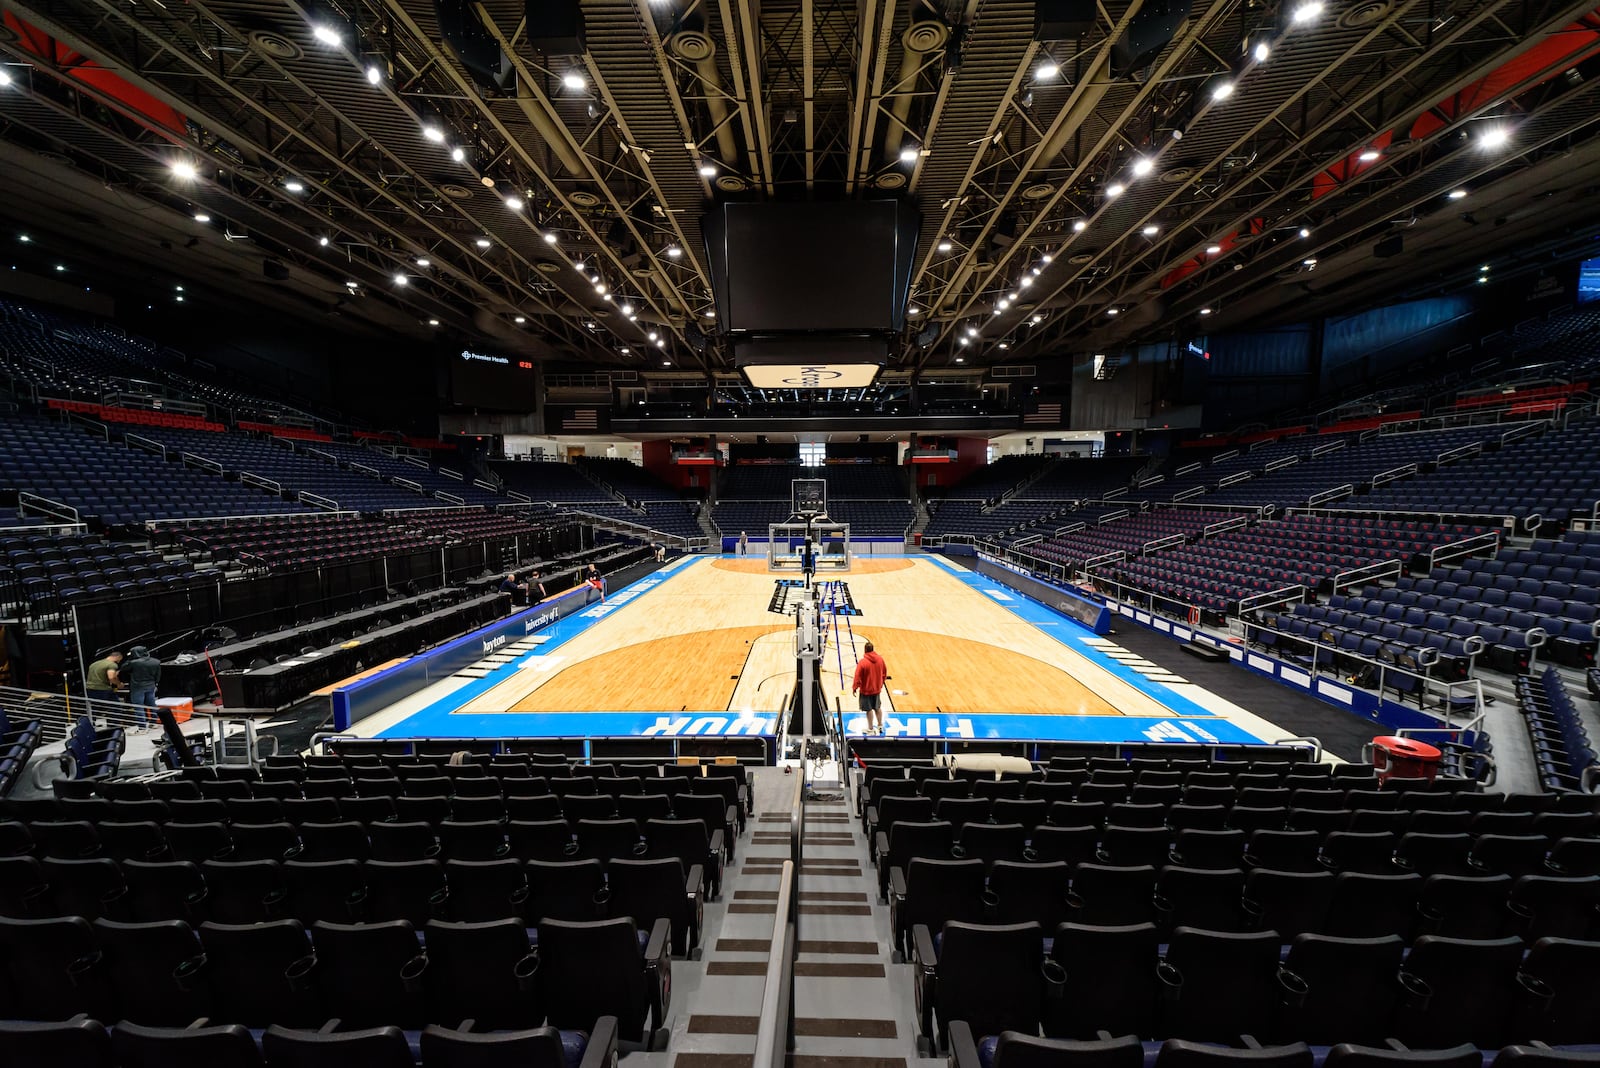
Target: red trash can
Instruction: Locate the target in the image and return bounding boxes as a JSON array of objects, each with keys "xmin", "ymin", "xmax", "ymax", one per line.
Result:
[{"xmin": 1370, "ymin": 735, "xmax": 1442, "ymax": 784}]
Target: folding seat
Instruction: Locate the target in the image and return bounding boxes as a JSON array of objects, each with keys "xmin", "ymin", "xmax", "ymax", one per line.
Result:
[
  {"xmin": 691, "ymin": 776, "xmax": 745, "ymax": 829},
  {"xmin": 357, "ymin": 858, "xmax": 446, "ymax": 926},
  {"xmin": 605, "ymin": 857, "xmax": 703, "ymax": 957},
  {"xmin": 526, "ymin": 858, "xmax": 606, "ymax": 924},
  {"xmin": 1078, "ymin": 782, "xmax": 1130, "ymax": 805},
  {"xmin": 280, "ymin": 859, "xmax": 367, "ymax": 925},
  {"xmin": 229, "ymin": 822, "xmax": 302, "ymax": 863},
  {"xmin": 934, "ymin": 797, "xmax": 991, "ymax": 832},
  {"xmin": 422, "ymin": 918, "xmax": 541, "ymax": 1030},
  {"xmin": 1393, "ymin": 935, "xmax": 1526, "ymax": 1049},
  {"xmin": 1324, "ymin": 872, "xmax": 1422, "ymax": 939},
  {"xmin": 1227, "ymin": 806, "xmax": 1289, "ymax": 833},
  {"xmin": 985, "ymin": 860, "xmax": 1070, "ymax": 930},
  {"xmin": 295, "ymin": 821, "xmax": 369, "ymax": 862},
  {"xmin": 913, "ymin": 921, "xmax": 1043, "ymax": 1052},
  {"xmin": 1067, "ymin": 864, "xmax": 1157, "ymax": 927},
  {"xmin": 507, "ymin": 794, "xmax": 564, "ymax": 822},
  {"xmin": 1168, "ymin": 804, "xmax": 1228, "ymax": 832},
  {"xmin": 39, "ymin": 856, "xmax": 129, "ymax": 921},
  {"xmin": 0, "ymin": 1016, "xmax": 116, "ymax": 1068},
  {"xmin": 1518, "ymin": 936, "xmax": 1600, "ymax": 1045},
  {"xmin": 1159, "ymin": 927, "xmax": 1281, "ymax": 1042},
  {"xmin": 336, "ymin": 795, "xmax": 395, "ymax": 822},
  {"xmin": 1532, "ymin": 811, "xmax": 1597, "ymax": 839},
  {"xmin": 1546, "ymin": 836, "xmax": 1600, "ymax": 876},
  {"xmin": 536, "ymin": 916, "xmax": 670, "ymax": 1047},
  {"xmin": 1155, "ymin": 1040, "xmax": 1313, "ymax": 1068},
  {"xmin": 368, "ymin": 820, "xmax": 440, "ymax": 862},
  {"xmin": 91, "ymin": 918, "xmax": 210, "ymax": 1026},
  {"xmin": 1394, "ymin": 833, "xmax": 1474, "ymax": 877},
  {"xmin": 957, "ymin": 823, "xmax": 1028, "ymax": 867},
  {"xmin": 0, "ymin": 915, "xmax": 105, "ymax": 1019},
  {"xmin": 1027, "ymin": 825, "xmax": 1099, "ymax": 867},
  {"xmin": 869, "ymin": 795, "xmax": 937, "ymax": 852},
  {"xmin": 1049, "ymin": 800, "xmax": 1108, "ymax": 829},
  {"xmin": 1277, "ymin": 933, "xmax": 1405, "ymax": 1046},
  {"xmin": 443, "ymin": 858, "xmax": 528, "ymax": 923},
  {"xmin": 672, "ymin": 794, "xmax": 737, "ymax": 860},
  {"xmin": 890, "ymin": 857, "xmax": 986, "ymax": 958},
  {"xmin": 109, "ymin": 1021, "xmax": 264, "ymax": 1068},
  {"xmin": 877, "ymin": 820, "xmax": 954, "ymax": 899},
  {"xmin": 0, "ymin": 855, "xmax": 50, "ymax": 917},
  {"xmin": 261, "ymin": 1025, "xmax": 413, "ymax": 1068},
  {"xmin": 1108, "ymin": 802, "xmax": 1167, "ymax": 828},
  {"xmin": 1415, "ymin": 873, "xmax": 1512, "ymax": 939},
  {"xmin": 1466, "ymin": 834, "xmax": 1551, "ymax": 879},
  {"xmin": 32, "ymin": 819, "xmax": 100, "ymax": 858},
  {"xmin": 226, "ymin": 797, "xmax": 284, "ymax": 823},
  {"xmin": 561, "ymin": 794, "xmax": 618, "ymax": 822},
  {"xmin": 1506, "ymin": 874, "xmax": 1600, "ymax": 941},
  {"xmin": 1241, "ymin": 868, "xmax": 1335, "ymax": 941},
  {"xmin": 1098, "ymin": 826, "xmax": 1171, "ymax": 867},
  {"xmin": 1243, "ymin": 830, "xmax": 1321, "ymax": 873},
  {"xmin": 1155, "ymin": 866, "xmax": 1245, "ymax": 933},
  {"xmin": 199, "ymin": 919, "xmax": 320, "ymax": 1028},
  {"xmin": 438, "ymin": 819, "xmax": 510, "ymax": 861},
  {"xmin": 508, "ymin": 819, "xmax": 577, "ymax": 862},
  {"xmin": 1169, "ymin": 828, "xmax": 1245, "ymax": 871},
  {"xmin": 991, "ymin": 799, "xmax": 1049, "ymax": 830},
  {"xmin": 201, "ymin": 856, "xmax": 286, "ymax": 927},
  {"xmin": 307, "ymin": 919, "xmax": 426, "ymax": 1029}
]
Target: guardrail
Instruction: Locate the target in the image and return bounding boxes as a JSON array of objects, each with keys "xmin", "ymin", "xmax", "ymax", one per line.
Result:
[
  {"xmin": 1173, "ymin": 486, "xmax": 1207, "ymax": 502},
  {"xmin": 1082, "ymin": 549, "xmax": 1126, "ymax": 573},
  {"xmin": 1175, "ymin": 461, "xmax": 1203, "ymax": 477},
  {"xmin": 239, "ymin": 472, "xmax": 281, "ymax": 493},
  {"xmin": 1428, "ymin": 529, "xmax": 1502, "ymax": 570},
  {"xmin": 1239, "ymin": 584, "xmax": 1308, "ymax": 614},
  {"xmin": 1203, "ymin": 514, "xmax": 1251, "ymax": 537},
  {"xmin": 394, "ymin": 477, "xmax": 424, "ymax": 493},
  {"xmin": 1437, "ymin": 442, "xmax": 1483, "ymax": 465},
  {"xmin": 1141, "ymin": 533, "xmax": 1186, "ymax": 554},
  {"xmin": 299, "ymin": 491, "xmax": 339, "ymax": 510},
  {"xmin": 1309, "ymin": 439, "xmax": 1348, "ymax": 458},
  {"xmin": 434, "ymin": 491, "xmax": 466, "ymax": 506},
  {"xmin": 1370, "ymin": 463, "xmax": 1417, "ymax": 489},
  {"xmin": 19, "ymin": 491, "xmax": 81, "ymax": 524},
  {"xmin": 123, "ymin": 432, "xmax": 168, "ymax": 459},
  {"xmin": 350, "ymin": 462, "xmax": 380, "ymax": 478},
  {"xmin": 473, "ymin": 479, "xmax": 498, "ymax": 493},
  {"xmin": 1306, "ymin": 484, "xmax": 1354, "ymax": 507},
  {"xmin": 1218, "ymin": 471, "xmax": 1255, "ymax": 488},
  {"xmin": 1264, "ymin": 455, "xmax": 1300, "ymax": 473},
  {"xmin": 182, "ymin": 452, "xmax": 225, "ymax": 476},
  {"xmin": 1331, "ymin": 558, "xmax": 1401, "ymax": 595}
]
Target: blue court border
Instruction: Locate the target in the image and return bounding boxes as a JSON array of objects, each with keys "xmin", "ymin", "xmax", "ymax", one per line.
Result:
[{"xmin": 372, "ymin": 553, "xmax": 1263, "ymax": 745}]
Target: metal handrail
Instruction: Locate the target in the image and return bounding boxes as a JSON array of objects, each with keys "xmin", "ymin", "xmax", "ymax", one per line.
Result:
[{"xmin": 752, "ymin": 859, "xmax": 797, "ymax": 1068}]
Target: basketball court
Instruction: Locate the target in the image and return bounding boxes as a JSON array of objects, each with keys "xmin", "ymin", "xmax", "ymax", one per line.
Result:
[{"xmin": 346, "ymin": 552, "xmax": 1294, "ymax": 748}]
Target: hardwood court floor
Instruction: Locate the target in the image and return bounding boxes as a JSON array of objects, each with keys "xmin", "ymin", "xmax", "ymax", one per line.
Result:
[{"xmin": 458, "ymin": 556, "xmax": 1175, "ymax": 717}]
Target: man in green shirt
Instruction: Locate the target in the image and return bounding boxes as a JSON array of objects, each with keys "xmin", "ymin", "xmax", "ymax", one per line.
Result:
[{"xmin": 86, "ymin": 651, "xmax": 123, "ymax": 704}]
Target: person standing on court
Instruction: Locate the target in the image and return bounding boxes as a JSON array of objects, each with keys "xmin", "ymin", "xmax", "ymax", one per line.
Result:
[
  {"xmin": 85, "ymin": 650, "xmax": 123, "ymax": 705},
  {"xmin": 852, "ymin": 641, "xmax": 888, "ymax": 736},
  {"xmin": 123, "ymin": 645, "xmax": 162, "ymax": 729},
  {"xmin": 738, "ymin": 531, "xmax": 748, "ymax": 556}
]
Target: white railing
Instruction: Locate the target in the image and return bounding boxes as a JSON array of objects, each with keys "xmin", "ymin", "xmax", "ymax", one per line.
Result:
[
  {"xmin": 239, "ymin": 472, "xmax": 281, "ymax": 493},
  {"xmin": 1371, "ymin": 463, "xmax": 1417, "ymax": 488},
  {"xmin": 1219, "ymin": 471, "xmax": 1255, "ymax": 488},
  {"xmin": 434, "ymin": 491, "xmax": 466, "ymax": 505},
  {"xmin": 1307, "ymin": 484, "xmax": 1354, "ymax": 507},
  {"xmin": 507, "ymin": 490, "xmax": 533, "ymax": 503},
  {"xmin": 19, "ymin": 492, "xmax": 80, "ymax": 524},
  {"xmin": 473, "ymin": 479, "xmax": 499, "ymax": 492},
  {"xmin": 1264, "ymin": 455, "xmax": 1300, "ymax": 473},
  {"xmin": 123, "ymin": 433, "xmax": 168, "ymax": 459},
  {"xmin": 1331, "ymin": 558, "xmax": 1401, "ymax": 595},
  {"xmin": 1138, "ymin": 474, "xmax": 1167, "ymax": 488},
  {"xmin": 1173, "ymin": 486, "xmax": 1208, "ymax": 502},
  {"xmin": 1238, "ymin": 584, "xmax": 1308, "ymax": 613},
  {"xmin": 394, "ymin": 477, "xmax": 424, "ymax": 493},
  {"xmin": 1204, "ymin": 514, "xmax": 1251, "ymax": 537},
  {"xmin": 181, "ymin": 452, "xmax": 225, "ymax": 476},
  {"xmin": 1310, "ymin": 439, "xmax": 1348, "ymax": 458},
  {"xmin": 440, "ymin": 467, "xmax": 464, "ymax": 481},
  {"xmin": 1175, "ymin": 461, "xmax": 1203, "ymax": 477},
  {"xmin": 405, "ymin": 456, "xmax": 430, "ymax": 469},
  {"xmin": 1083, "ymin": 549, "xmax": 1126, "ymax": 572},
  {"xmin": 300, "ymin": 491, "xmax": 339, "ymax": 510},
  {"xmin": 1428, "ymin": 530, "xmax": 1501, "ymax": 570},
  {"xmin": 1142, "ymin": 533, "xmax": 1187, "ymax": 554},
  {"xmin": 350, "ymin": 462, "xmax": 380, "ymax": 478}
]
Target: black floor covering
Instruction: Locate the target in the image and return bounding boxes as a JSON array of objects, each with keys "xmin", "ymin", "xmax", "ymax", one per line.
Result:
[{"xmin": 1105, "ymin": 622, "xmax": 1380, "ymax": 762}]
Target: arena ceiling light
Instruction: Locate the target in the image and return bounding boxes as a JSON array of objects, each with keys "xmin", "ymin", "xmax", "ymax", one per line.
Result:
[
  {"xmin": 937, "ymin": 240, "xmax": 954, "ymax": 252},
  {"xmin": 899, "ymin": 143, "xmax": 920, "ymax": 164},
  {"xmin": 1253, "ymin": 38, "xmax": 1271, "ymax": 62},
  {"xmin": 1105, "ymin": 183, "xmax": 1126, "ymax": 198},
  {"xmin": 1105, "ymin": 307, "xmax": 1119, "ymax": 315},
  {"xmin": 1200, "ymin": 307, "xmax": 1212, "ymax": 315},
  {"xmin": 1290, "ymin": 1, "xmax": 1323, "ymax": 24},
  {"xmin": 504, "ymin": 194, "xmax": 524, "ymax": 211},
  {"xmin": 450, "ymin": 146, "xmax": 466, "ymax": 163},
  {"xmin": 476, "ymin": 237, "xmax": 492, "ymax": 249},
  {"xmin": 1206, "ymin": 244, "xmax": 1222, "ymax": 253},
  {"xmin": 393, "ymin": 273, "xmax": 408, "ymax": 286},
  {"xmin": 1142, "ymin": 224, "xmax": 1160, "ymax": 236},
  {"xmin": 1358, "ymin": 149, "xmax": 1381, "ymax": 162},
  {"xmin": 193, "ymin": 212, "xmax": 210, "ymax": 223},
  {"xmin": 1211, "ymin": 80, "xmax": 1235, "ymax": 102},
  {"xmin": 366, "ymin": 64, "xmax": 383, "ymax": 85},
  {"xmin": 1131, "ymin": 157, "xmax": 1154, "ymax": 178},
  {"xmin": 562, "ymin": 71, "xmax": 587, "ymax": 91},
  {"xmin": 0, "ymin": 68, "xmax": 13, "ymax": 88},
  {"xmin": 1448, "ymin": 189, "xmax": 1469, "ymax": 200},
  {"xmin": 319, "ymin": 236, "xmax": 330, "ymax": 247},
  {"xmin": 697, "ymin": 163, "xmax": 717, "ymax": 178},
  {"xmin": 427, "ymin": 318, "xmax": 440, "ymax": 326},
  {"xmin": 1073, "ymin": 220, "xmax": 1088, "ymax": 231},
  {"xmin": 666, "ymin": 245, "xmax": 683, "ymax": 259},
  {"xmin": 514, "ymin": 315, "xmax": 526, "ymax": 323},
  {"xmin": 1035, "ymin": 61, "xmax": 1059, "ymax": 80},
  {"xmin": 415, "ymin": 257, "xmax": 430, "ymax": 267},
  {"xmin": 311, "ymin": 23, "xmax": 342, "ymax": 46},
  {"xmin": 422, "ymin": 124, "xmax": 446, "ymax": 143},
  {"xmin": 170, "ymin": 159, "xmax": 198, "ymax": 181},
  {"xmin": 1299, "ymin": 227, "xmax": 1311, "ymax": 238},
  {"xmin": 1477, "ymin": 125, "xmax": 1510, "ymax": 150}
]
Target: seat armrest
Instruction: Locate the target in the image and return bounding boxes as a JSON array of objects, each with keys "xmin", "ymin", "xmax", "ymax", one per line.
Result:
[
  {"xmin": 948, "ymin": 1021, "xmax": 981, "ymax": 1068},
  {"xmin": 643, "ymin": 917, "xmax": 673, "ymax": 1030},
  {"xmin": 578, "ymin": 1016, "xmax": 620, "ymax": 1068},
  {"xmin": 685, "ymin": 864, "xmax": 705, "ymax": 899},
  {"xmin": 725, "ymin": 804, "xmax": 738, "ymax": 832},
  {"xmin": 911, "ymin": 923, "xmax": 939, "ymax": 969},
  {"xmin": 889, "ymin": 865, "xmax": 908, "ymax": 902},
  {"xmin": 874, "ymin": 831, "xmax": 889, "ymax": 859},
  {"xmin": 644, "ymin": 916, "xmax": 672, "ymax": 964},
  {"xmin": 708, "ymin": 829, "xmax": 726, "ymax": 860}
]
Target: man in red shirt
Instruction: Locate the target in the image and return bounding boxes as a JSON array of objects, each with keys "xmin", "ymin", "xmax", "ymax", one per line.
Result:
[{"xmin": 851, "ymin": 641, "xmax": 888, "ymax": 735}]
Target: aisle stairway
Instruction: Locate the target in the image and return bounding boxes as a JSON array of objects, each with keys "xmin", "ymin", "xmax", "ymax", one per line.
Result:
[{"xmin": 663, "ymin": 768, "xmax": 941, "ymax": 1068}]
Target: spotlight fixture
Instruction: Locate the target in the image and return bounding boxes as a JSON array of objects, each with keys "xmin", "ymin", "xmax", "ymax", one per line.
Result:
[
  {"xmin": 1040, "ymin": 253, "xmax": 1053, "ymax": 263},
  {"xmin": 193, "ymin": 213, "xmax": 211, "ymax": 223},
  {"xmin": 1142, "ymin": 224, "xmax": 1159, "ymax": 236},
  {"xmin": 311, "ymin": 23, "xmax": 343, "ymax": 46},
  {"xmin": 1106, "ymin": 183, "xmax": 1125, "ymax": 198},
  {"xmin": 0, "ymin": 68, "xmax": 12, "ymax": 88},
  {"xmin": 1132, "ymin": 157, "xmax": 1154, "ymax": 177},
  {"xmin": 284, "ymin": 179, "xmax": 305, "ymax": 193},
  {"xmin": 1448, "ymin": 189, "xmax": 1468, "ymax": 200},
  {"xmin": 1253, "ymin": 39, "xmax": 1271, "ymax": 62},
  {"xmin": 366, "ymin": 64, "xmax": 382, "ymax": 85},
  {"xmin": 415, "ymin": 257, "xmax": 430, "ymax": 267},
  {"xmin": 959, "ymin": 337, "xmax": 970, "ymax": 346},
  {"xmin": 663, "ymin": 245, "xmax": 683, "ymax": 260},
  {"xmin": 1206, "ymin": 244, "xmax": 1222, "ymax": 254},
  {"xmin": 618, "ymin": 302, "xmax": 633, "ymax": 316},
  {"xmin": 1073, "ymin": 220, "xmax": 1088, "ymax": 232},
  {"xmin": 1036, "ymin": 62, "xmax": 1059, "ymax": 80},
  {"xmin": 543, "ymin": 231, "xmax": 559, "ymax": 244},
  {"xmin": 1211, "ymin": 80, "xmax": 1235, "ymax": 101},
  {"xmin": 1302, "ymin": 258, "xmax": 1317, "ymax": 266},
  {"xmin": 393, "ymin": 273, "xmax": 408, "ymax": 286},
  {"xmin": 937, "ymin": 240, "xmax": 954, "ymax": 252},
  {"xmin": 505, "ymin": 195, "xmax": 524, "ymax": 211},
  {"xmin": 698, "ymin": 163, "xmax": 717, "ymax": 178},
  {"xmin": 899, "ymin": 143, "xmax": 920, "ymax": 164},
  {"xmin": 345, "ymin": 280, "xmax": 359, "ymax": 289},
  {"xmin": 908, "ymin": 305, "xmax": 921, "ymax": 316},
  {"xmin": 476, "ymin": 237, "xmax": 492, "ymax": 249},
  {"xmin": 1031, "ymin": 315, "xmax": 1043, "ymax": 324},
  {"xmin": 54, "ymin": 264, "xmax": 65, "ymax": 272},
  {"xmin": 1477, "ymin": 125, "xmax": 1510, "ymax": 150},
  {"xmin": 1199, "ymin": 307, "xmax": 1212, "ymax": 315},
  {"xmin": 562, "ymin": 71, "xmax": 587, "ymax": 91},
  {"xmin": 955, "ymin": 355, "xmax": 965, "ymax": 363},
  {"xmin": 422, "ymin": 124, "xmax": 445, "ymax": 143},
  {"xmin": 1299, "ymin": 227, "xmax": 1311, "ymax": 238},
  {"xmin": 427, "ymin": 318, "xmax": 440, "ymax": 326},
  {"xmin": 1019, "ymin": 275, "xmax": 1033, "ymax": 287},
  {"xmin": 1291, "ymin": 1, "xmax": 1323, "ymax": 24},
  {"xmin": 515, "ymin": 316, "xmax": 526, "ymax": 324},
  {"xmin": 648, "ymin": 330, "xmax": 659, "ymax": 341},
  {"xmin": 1358, "ymin": 149, "xmax": 1380, "ymax": 162},
  {"xmin": 319, "ymin": 236, "xmax": 331, "ymax": 247},
  {"xmin": 450, "ymin": 146, "xmax": 466, "ymax": 163},
  {"xmin": 171, "ymin": 159, "xmax": 199, "ymax": 181},
  {"xmin": 1106, "ymin": 307, "xmax": 1119, "ymax": 315}
]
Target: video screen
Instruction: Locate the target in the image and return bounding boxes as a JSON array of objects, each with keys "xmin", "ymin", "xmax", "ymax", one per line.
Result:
[
  {"xmin": 450, "ymin": 349, "xmax": 538, "ymax": 409},
  {"xmin": 1578, "ymin": 257, "xmax": 1600, "ymax": 304}
]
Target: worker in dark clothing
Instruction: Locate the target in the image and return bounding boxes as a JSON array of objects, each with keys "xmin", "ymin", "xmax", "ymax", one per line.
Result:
[{"xmin": 123, "ymin": 645, "xmax": 162, "ymax": 728}]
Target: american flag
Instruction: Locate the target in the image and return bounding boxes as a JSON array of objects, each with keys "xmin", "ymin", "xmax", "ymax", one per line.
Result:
[
  {"xmin": 1023, "ymin": 402, "xmax": 1063, "ymax": 425},
  {"xmin": 561, "ymin": 409, "xmax": 599, "ymax": 430}
]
